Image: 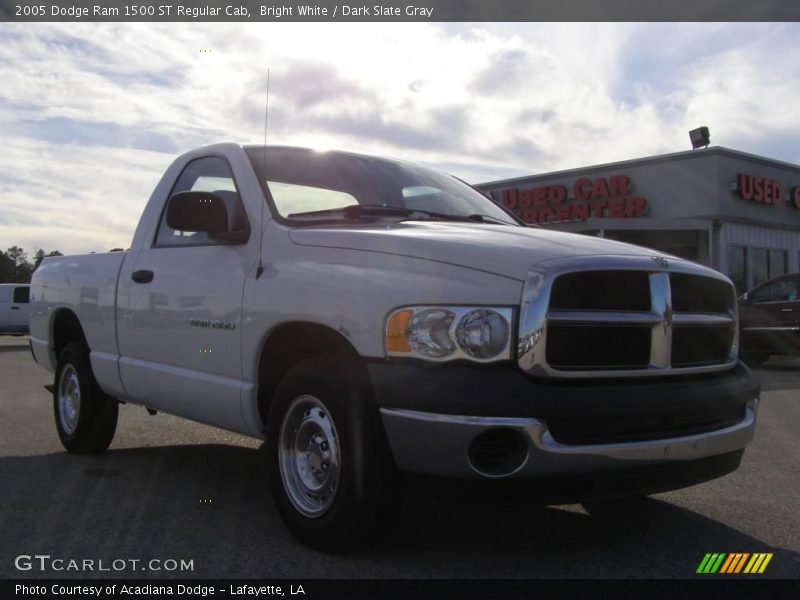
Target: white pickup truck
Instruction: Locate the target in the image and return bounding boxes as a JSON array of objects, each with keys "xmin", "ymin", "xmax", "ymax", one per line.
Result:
[
  {"xmin": 30, "ymin": 144, "xmax": 760, "ymax": 549},
  {"xmin": 1, "ymin": 283, "xmax": 30, "ymax": 335}
]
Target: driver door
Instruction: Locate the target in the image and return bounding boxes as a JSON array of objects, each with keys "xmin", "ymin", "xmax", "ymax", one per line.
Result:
[{"xmin": 117, "ymin": 155, "xmax": 256, "ymax": 433}]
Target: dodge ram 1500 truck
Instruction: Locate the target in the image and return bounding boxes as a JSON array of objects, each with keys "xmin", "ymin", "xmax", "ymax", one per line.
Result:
[{"xmin": 30, "ymin": 144, "xmax": 760, "ymax": 549}]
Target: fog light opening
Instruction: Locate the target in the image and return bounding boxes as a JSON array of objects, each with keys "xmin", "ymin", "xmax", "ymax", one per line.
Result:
[{"xmin": 468, "ymin": 428, "xmax": 529, "ymax": 478}]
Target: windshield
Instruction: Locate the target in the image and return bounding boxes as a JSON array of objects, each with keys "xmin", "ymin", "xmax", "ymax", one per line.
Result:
[{"xmin": 245, "ymin": 146, "xmax": 519, "ymax": 226}]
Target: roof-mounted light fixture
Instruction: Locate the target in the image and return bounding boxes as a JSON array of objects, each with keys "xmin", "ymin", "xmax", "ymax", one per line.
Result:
[{"xmin": 689, "ymin": 126, "xmax": 711, "ymax": 150}]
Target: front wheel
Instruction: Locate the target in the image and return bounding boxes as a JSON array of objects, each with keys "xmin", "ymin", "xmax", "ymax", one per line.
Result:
[
  {"xmin": 54, "ymin": 342, "xmax": 118, "ymax": 453},
  {"xmin": 267, "ymin": 357, "xmax": 399, "ymax": 551}
]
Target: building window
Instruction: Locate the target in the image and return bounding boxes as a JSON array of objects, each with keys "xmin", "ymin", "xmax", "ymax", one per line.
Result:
[
  {"xmin": 728, "ymin": 245, "xmax": 748, "ymax": 294},
  {"xmin": 752, "ymin": 247, "xmax": 788, "ymax": 287},
  {"xmin": 769, "ymin": 249, "xmax": 787, "ymax": 279},
  {"xmin": 753, "ymin": 248, "xmax": 768, "ymax": 286}
]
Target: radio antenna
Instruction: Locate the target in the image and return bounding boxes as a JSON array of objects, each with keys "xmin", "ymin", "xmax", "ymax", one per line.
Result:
[{"xmin": 255, "ymin": 69, "xmax": 270, "ymax": 280}]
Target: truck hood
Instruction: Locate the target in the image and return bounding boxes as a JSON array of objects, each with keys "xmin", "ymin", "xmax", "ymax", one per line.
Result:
[{"xmin": 289, "ymin": 222, "xmax": 672, "ymax": 281}]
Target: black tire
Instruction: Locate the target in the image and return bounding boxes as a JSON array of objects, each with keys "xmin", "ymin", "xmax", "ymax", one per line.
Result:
[
  {"xmin": 54, "ymin": 341, "xmax": 118, "ymax": 454},
  {"xmin": 741, "ymin": 352, "xmax": 769, "ymax": 367},
  {"xmin": 266, "ymin": 356, "xmax": 399, "ymax": 551}
]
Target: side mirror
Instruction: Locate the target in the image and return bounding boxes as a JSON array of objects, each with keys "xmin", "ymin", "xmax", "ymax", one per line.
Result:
[{"xmin": 166, "ymin": 191, "xmax": 249, "ymax": 243}]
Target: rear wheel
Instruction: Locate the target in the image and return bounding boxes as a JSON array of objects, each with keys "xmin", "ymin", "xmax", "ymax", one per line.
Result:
[
  {"xmin": 54, "ymin": 342, "xmax": 118, "ymax": 453},
  {"xmin": 267, "ymin": 357, "xmax": 399, "ymax": 551}
]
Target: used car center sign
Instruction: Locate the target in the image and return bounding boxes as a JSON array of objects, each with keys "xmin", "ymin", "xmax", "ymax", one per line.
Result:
[
  {"xmin": 736, "ymin": 173, "xmax": 800, "ymax": 209},
  {"xmin": 498, "ymin": 175, "xmax": 648, "ymax": 225}
]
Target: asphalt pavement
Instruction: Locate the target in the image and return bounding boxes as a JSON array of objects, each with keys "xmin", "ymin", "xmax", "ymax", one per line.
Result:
[{"xmin": 1, "ymin": 335, "xmax": 798, "ymax": 579}]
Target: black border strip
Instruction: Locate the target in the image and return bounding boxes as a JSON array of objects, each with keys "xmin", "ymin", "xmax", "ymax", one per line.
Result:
[
  {"xmin": 4, "ymin": 578, "xmax": 800, "ymax": 600},
  {"xmin": 2, "ymin": 0, "xmax": 799, "ymax": 22}
]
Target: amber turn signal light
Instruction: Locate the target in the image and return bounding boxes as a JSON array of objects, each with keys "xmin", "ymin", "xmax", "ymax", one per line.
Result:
[{"xmin": 386, "ymin": 309, "xmax": 413, "ymax": 353}]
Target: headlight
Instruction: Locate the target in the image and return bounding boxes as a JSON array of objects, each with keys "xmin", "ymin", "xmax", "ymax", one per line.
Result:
[
  {"xmin": 455, "ymin": 309, "xmax": 511, "ymax": 359},
  {"xmin": 386, "ymin": 306, "xmax": 514, "ymax": 363},
  {"xmin": 407, "ymin": 308, "xmax": 456, "ymax": 358}
]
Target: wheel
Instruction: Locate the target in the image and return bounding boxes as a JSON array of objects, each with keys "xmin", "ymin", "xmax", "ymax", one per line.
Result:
[
  {"xmin": 267, "ymin": 356, "xmax": 399, "ymax": 551},
  {"xmin": 54, "ymin": 341, "xmax": 118, "ymax": 454},
  {"xmin": 741, "ymin": 352, "xmax": 769, "ymax": 367}
]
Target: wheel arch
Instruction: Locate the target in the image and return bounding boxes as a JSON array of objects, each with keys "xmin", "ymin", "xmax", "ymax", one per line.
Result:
[
  {"xmin": 255, "ymin": 321, "xmax": 367, "ymax": 430},
  {"xmin": 51, "ymin": 308, "xmax": 88, "ymax": 360}
]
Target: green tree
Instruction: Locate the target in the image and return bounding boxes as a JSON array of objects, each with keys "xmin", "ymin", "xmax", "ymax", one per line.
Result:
[
  {"xmin": 0, "ymin": 250, "xmax": 13, "ymax": 283},
  {"xmin": 33, "ymin": 248, "xmax": 46, "ymax": 269},
  {"xmin": 1, "ymin": 247, "xmax": 62, "ymax": 282},
  {"xmin": 5, "ymin": 246, "xmax": 31, "ymax": 282},
  {"xmin": 6, "ymin": 245, "xmax": 25, "ymax": 266}
]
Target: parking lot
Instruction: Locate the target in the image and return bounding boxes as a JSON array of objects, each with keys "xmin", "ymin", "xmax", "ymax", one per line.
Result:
[{"xmin": 1, "ymin": 335, "xmax": 798, "ymax": 579}]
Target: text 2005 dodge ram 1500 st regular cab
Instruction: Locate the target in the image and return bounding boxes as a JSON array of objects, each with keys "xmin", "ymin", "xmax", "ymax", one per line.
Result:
[{"xmin": 30, "ymin": 144, "xmax": 760, "ymax": 549}]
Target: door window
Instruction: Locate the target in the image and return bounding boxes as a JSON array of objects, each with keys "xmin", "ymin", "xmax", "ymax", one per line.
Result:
[
  {"xmin": 13, "ymin": 287, "xmax": 29, "ymax": 303},
  {"xmin": 750, "ymin": 278, "xmax": 799, "ymax": 303},
  {"xmin": 155, "ymin": 157, "xmax": 243, "ymax": 247}
]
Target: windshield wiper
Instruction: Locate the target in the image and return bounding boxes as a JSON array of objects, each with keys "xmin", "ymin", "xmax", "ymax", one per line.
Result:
[
  {"xmin": 464, "ymin": 214, "xmax": 513, "ymax": 225},
  {"xmin": 288, "ymin": 204, "xmax": 512, "ymax": 225},
  {"xmin": 289, "ymin": 204, "xmax": 471, "ymax": 222}
]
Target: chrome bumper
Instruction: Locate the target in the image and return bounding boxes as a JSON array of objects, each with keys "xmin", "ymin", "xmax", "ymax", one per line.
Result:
[{"xmin": 380, "ymin": 399, "xmax": 758, "ymax": 479}]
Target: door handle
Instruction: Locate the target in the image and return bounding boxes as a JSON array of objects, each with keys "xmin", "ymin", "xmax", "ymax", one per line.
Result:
[
  {"xmin": 781, "ymin": 308, "xmax": 793, "ymax": 312},
  {"xmin": 131, "ymin": 270, "xmax": 154, "ymax": 284},
  {"xmin": 10, "ymin": 306, "xmax": 20, "ymax": 310}
]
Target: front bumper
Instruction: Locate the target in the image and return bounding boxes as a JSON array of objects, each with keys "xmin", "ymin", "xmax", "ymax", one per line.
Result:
[
  {"xmin": 369, "ymin": 360, "xmax": 760, "ymax": 481},
  {"xmin": 380, "ymin": 401, "xmax": 757, "ymax": 479}
]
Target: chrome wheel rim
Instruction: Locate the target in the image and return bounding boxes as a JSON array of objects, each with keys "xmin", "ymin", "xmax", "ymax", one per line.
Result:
[
  {"xmin": 58, "ymin": 364, "xmax": 81, "ymax": 435},
  {"xmin": 278, "ymin": 395, "xmax": 341, "ymax": 518}
]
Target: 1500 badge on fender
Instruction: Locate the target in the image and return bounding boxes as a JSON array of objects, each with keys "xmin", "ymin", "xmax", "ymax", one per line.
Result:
[{"xmin": 189, "ymin": 318, "xmax": 236, "ymax": 330}]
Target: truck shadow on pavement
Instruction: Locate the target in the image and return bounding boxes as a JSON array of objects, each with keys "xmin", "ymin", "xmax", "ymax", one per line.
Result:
[
  {"xmin": 1, "ymin": 443, "xmax": 797, "ymax": 579},
  {"xmin": 751, "ymin": 359, "xmax": 800, "ymax": 392},
  {"xmin": 0, "ymin": 342, "xmax": 28, "ymax": 353}
]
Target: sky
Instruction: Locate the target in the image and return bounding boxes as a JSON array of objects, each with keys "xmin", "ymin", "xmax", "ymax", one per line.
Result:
[{"xmin": 1, "ymin": 22, "xmax": 799, "ymax": 255}]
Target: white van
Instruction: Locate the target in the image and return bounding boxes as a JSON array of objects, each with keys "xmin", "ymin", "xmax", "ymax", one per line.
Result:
[{"xmin": 0, "ymin": 283, "xmax": 30, "ymax": 334}]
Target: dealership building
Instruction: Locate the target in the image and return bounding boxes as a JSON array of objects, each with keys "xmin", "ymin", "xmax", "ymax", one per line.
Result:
[{"xmin": 478, "ymin": 146, "xmax": 800, "ymax": 293}]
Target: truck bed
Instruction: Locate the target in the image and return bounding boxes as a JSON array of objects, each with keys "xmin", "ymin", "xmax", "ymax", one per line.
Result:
[{"xmin": 29, "ymin": 252, "xmax": 127, "ymax": 382}]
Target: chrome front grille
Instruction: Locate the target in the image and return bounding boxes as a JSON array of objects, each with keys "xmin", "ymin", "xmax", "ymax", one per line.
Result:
[{"xmin": 518, "ymin": 256, "xmax": 738, "ymax": 378}]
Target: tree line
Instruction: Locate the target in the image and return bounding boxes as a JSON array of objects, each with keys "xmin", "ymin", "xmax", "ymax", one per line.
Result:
[{"xmin": 0, "ymin": 246, "xmax": 64, "ymax": 284}]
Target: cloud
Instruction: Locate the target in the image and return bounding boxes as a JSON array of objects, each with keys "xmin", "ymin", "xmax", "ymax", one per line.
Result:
[
  {"xmin": 10, "ymin": 116, "xmax": 179, "ymax": 153},
  {"xmin": 0, "ymin": 135, "xmax": 171, "ymax": 255},
  {"xmin": 470, "ymin": 49, "xmax": 536, "ymax": 94},
  {"xmin": 278, "ymin": 63, "xmax": 373, "ymax": 110},
  {"xmin": 307, "ymin": 104, "xmax": 471, "ymax": 152}
]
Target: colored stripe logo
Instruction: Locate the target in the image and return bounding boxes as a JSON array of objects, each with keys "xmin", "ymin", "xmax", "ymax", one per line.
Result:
[{"xmin": 696, "ymin": 553, "xmax": 773, "ymax": 574}]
